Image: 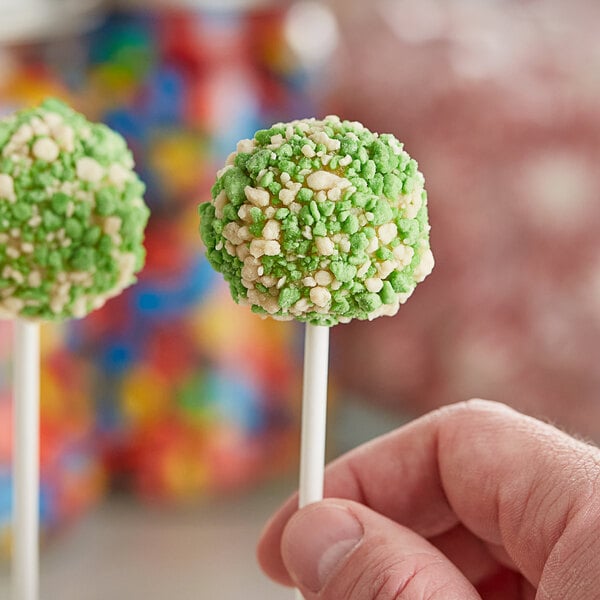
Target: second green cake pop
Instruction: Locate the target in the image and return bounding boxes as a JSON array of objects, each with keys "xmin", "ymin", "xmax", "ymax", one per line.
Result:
[{"xmin": 0, "ymin": 98, "xmax": 150, "ymax": 321}]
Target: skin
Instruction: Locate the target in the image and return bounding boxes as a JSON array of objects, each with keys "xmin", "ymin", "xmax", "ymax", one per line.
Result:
[{"xmin": 258, "ymin": 400, "xmax": 600, "ymax": 599}]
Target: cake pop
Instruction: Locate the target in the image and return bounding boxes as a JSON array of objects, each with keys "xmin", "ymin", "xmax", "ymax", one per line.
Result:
[
  {"xmin": 200, "ymin": 116, "xmax": 434, "ymax": 600},
  {"xmin": 0, "ymin": 98, "xmax": 150, "ymax": 321},
  {"xmin": 0, "ymin": 98, "xmax": 149, "ymax": 600},
  {"xmin": 199, "ymin": 115, "xmax": 433, "ymax": 326}
]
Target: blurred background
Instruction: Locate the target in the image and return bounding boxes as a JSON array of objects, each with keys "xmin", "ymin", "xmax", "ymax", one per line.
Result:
[{"xmin": 1, "ymin": 0, "xmax": 600, "ymax": 598}]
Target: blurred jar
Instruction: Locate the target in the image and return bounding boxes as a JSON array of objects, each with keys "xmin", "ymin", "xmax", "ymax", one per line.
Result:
[
  {"xmin": 329, "ymin": 0, "xmax": 600, "ymax": 439},
  {"xmin": 70, "ymin": 0, "xmax": 337, "ymax": 502},
  {"xmin": 0, "ymin": 0, "xmax": 337, "ymax": 503},
  {"xmin": 0, "ymin": 0, "xmax": 107, "ymax": 555}
]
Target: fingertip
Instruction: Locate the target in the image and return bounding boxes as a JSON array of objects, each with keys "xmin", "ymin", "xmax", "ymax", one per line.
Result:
[
  {"xmin": 281, "ymin": 498, "xmax": 480, "ymax": 600},
  {"xmin": 280, "ymin": 500, "xmax": 364, "ymax": 593},
  {"xmin": 434, "ymin": 399, "xmax": 520, "ymax": 443},
  {"xmin": 257, "ymin": 497, "xmax": 364, "ymax": 589}
]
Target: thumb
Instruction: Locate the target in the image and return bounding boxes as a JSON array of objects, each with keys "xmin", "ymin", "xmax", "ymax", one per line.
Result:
[{"xmin": 281, "ymin": 499, "xmax": 480, "ymax": 600}]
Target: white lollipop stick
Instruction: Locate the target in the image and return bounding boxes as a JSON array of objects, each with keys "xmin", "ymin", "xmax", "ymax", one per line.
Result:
[
  {"xmin": 12, "ymin": 319, "xmax": 40, "ymax": 600},
  {"xmin": 295, "ymin": 323, "xmax": 330, "ymax": 599}
]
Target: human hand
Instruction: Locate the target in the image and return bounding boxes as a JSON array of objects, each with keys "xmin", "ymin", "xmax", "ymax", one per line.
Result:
[{"xmin": 258, "ymin": 400, "xmax": 600, "ymax": 599}]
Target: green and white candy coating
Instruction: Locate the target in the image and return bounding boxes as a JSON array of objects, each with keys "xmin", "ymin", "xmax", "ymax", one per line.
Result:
[
  {"xmin": 200, "ymin": 116, "xmax": 433, "ymax": 326},
  {"xmin": 0, "ymin": 98, "xmax": 150, "ymax": 321}
]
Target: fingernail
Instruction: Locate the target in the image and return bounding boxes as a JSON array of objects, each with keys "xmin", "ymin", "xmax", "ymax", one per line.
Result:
[{"xmin": 282, "ymin": 504, "xmax": 364, "ymax": 593}]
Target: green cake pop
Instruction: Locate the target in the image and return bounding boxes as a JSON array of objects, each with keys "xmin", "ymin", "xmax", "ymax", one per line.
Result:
[
  {"xmin": 0, "ymin": 99, "xmax": 150, "ymax": 321},
  {"xmin": 200, "ymin": 116, "xmax": 433, "ymax": 326}
]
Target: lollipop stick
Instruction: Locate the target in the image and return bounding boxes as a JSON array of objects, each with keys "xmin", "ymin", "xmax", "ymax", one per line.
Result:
[
  {"xmin": 299, "ymin": 324, "xmax": 330, "ymax": 506},
  {"xmin": 12, "ymin": 319, "xmax": 40, "ymax": 600},
  {"xmin": 295, "ymin": 324, "xmax": 330, "ymax": 599}
]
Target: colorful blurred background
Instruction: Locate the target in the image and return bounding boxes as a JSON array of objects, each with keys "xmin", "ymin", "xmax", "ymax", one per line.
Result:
[{"xmin": 1, "ymin": 0, "xmax": 600, "ymax": 598}]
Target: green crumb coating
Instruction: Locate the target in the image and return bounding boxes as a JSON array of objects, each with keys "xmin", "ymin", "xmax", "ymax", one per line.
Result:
[
  {"xmin": 199, "ymin": 116, "xmax": 434, "ymax": 326},
  {"xmin": 0, "ymin": 98, "xmax": 150, "ymax": 321}
]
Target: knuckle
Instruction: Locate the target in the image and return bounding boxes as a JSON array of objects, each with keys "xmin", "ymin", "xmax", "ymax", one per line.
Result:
[
  {"xmin": 448, "ymin": 398, "xmax": 509, "ymax": 417},
  {"xmin": 360, "ymin": 552, "xmax": 446, "ymax": 600},
  {"xmin": 428, "ymin": 398, "xmax": 509, "ymax": 428},
  {"xmin": 326, "ymin": 543, "xmax": 469, "ymax": 600},
  {"xmin": 541, "ymin": 499, "xmax": 600, "ymax": 598},
  {"xmin": 513, "ymin": 438, "xmax": 600, "ymax": 551}
]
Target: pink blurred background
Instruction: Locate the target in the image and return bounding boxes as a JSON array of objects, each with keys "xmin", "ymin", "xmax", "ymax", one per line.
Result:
[{"xmin": 330, "ymin": 0, "xmax": 600, "ymax": 440}]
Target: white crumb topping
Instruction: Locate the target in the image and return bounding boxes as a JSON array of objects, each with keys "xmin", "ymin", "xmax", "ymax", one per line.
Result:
[
  {"xmin": 108, "ymin": 163, "xmax": 131, "ymax": 188},
  {"xmin": 249, "ymin": 239, "xmax": 280, "ymax": 258},
  {"xmin": 279, "ymin": 188, "xmax": 297, "ymax": 205},
  {"xmin": 377, "ymin": 260, "xmax": 396, "ymax": 279},
  {"xmin": 262, "ymin": 220, "xmax": 281, "ymax": 240},
  {"xmin": 365, "ymin": 277, "xmax": 384, "ymax": 293},
  {"xmin": 378, "ymin": 223, "xmax": 398, "ymax": 245},
  {"xmin": 402, "ymin": 187, "xmax": 423, "ymax": 219},
  {"xmin": 366, "ymin": 236, "xmax": 379, "ymax": 254},
  {"xmin": 368, "ymin": 301, "xmax": 401, "ymax": 320},
  {"xmin": 393, "ymin": 244, "xmax": 415, "ymax": 267},
  {"xmin": 314, "ymin": 270, "xmax": 333, "ymax": 286},
  {"xmin": 270, "ymin": 134, "xmax": 284, "ymax": 148},
  {"xmin": 310, "ymin": 286, "xmax": 331, "ymax": 308},
  {"xmin": 356, "ymin": 261, "xmax": 371, "ymax": 278},
  {"xmin": 306, "ymin": 170, "xmax": 345, "ymax": 191},
  {"xmin": 28, "ymin": 271, "xmax": 42, "ymax": 287},
  {"xmin": 76, "ymin": 157, "xmax": 104, "ymax": 183},
  {"xmin": 53, "ymin": 123, "xmax": 75, "ymax": 152},
  {"xmin": 301, "ymin": 144, "xmax": 316, "ymax": 158},
  {"xmin": 32, "ymin": 137, "xmax": 60, "ymax": 162},
  {"xmin": 236, "ymin": 138, "xmax": 255, "ymax": 154},
  {"xmin": 0, "ymin": 174, "xmax": 16, "ymax": 202},
  {"xmin": 245, "ymin": 186, "xmax": 270, "ymax": 207},
  {"xmin": 104, "ymin": 216, "xmax": 122, "ymax": 238},
  {"xmin": 316, "ymin": 237, "xmax": 335, "ymax": 256},
  {"xmin": 414, "ymin": 247, "xmax": 435, "ymax": 282}
]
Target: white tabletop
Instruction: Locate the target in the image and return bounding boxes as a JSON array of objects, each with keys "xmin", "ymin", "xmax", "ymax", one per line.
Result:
[{"xmin": 0, "ymin": 398, "xmax": 407, "ymax": 600}]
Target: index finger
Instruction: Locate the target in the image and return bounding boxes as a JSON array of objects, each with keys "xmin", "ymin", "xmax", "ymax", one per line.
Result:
[{"xmin": 258, "ymin": 400, "xmax": 600, "ymax": 592}]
